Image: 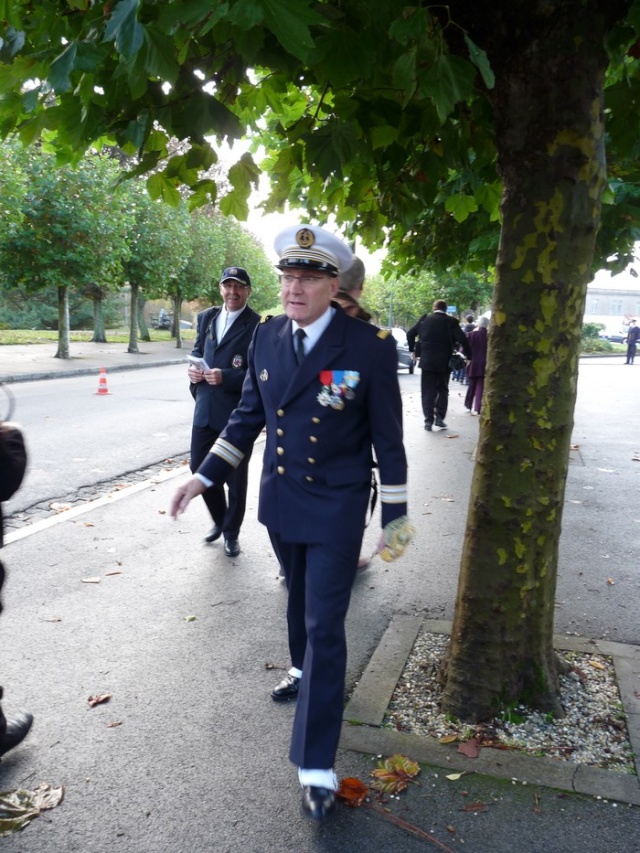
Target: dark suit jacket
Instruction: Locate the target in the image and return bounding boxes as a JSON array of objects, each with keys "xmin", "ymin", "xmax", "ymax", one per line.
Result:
[
  {"xmin": 198, "ymin": 306, "xmax": 408, "ymax": 544},
  {"xmin": 407, "ymin": 311, "xmax": 471, "ymax": 371},
  {"xmin": 0, "ymin": 426, "xmax": 27, "ymax": 549},
  {"xmin": 190, "ymin": 304, "xmax": 260, "ymax": 432}
]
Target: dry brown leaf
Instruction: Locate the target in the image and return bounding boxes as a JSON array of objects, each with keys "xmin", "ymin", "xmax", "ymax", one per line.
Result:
[
  {"xmin": 589, "ymin": 660, "xmax": 606, "ymax": 670},
  {"xmin": 337, "ymin": 777, "xmax": 369, "ymax": 807},
  {"xmin": 370, "ymin": 754, "xmax": 421, "ymax": 794},
  {"xmin": 105, "ymin": 571, "xmax": 122, "ymax": 576},
  {"xmin": 87, "ymin": 693, "xmax": 112, "ymax": 707},
  {"xmin": 83, "ymin": 522, "xmax": 95, "ymax": 527},
  {"xmin": 446, "ymin": 434, "xmax": 460, "ymax": 439},
  {"xmin": 158, "ymin": 509, "xmax": 167, "ymax": 514},
  {"xmin": 462, "ymin": 801, "xmax": 488, "ymax": 812},
  {"xmin": 457, "ymin": 738, "xmax": 480, "ymax": 758},
  {"xmin": 439, "ymin": 734, "xmax": 459, "ymax": 744},
  {"xmin": 50, "ymin": 502, "xmax": 72, "ymax": 512},
  {"xmin": 570, "ymin": 444, "xmax": 580, "ymax": 450},
  {"xmin": 447, "ymin": 824, "xmax": 457, "ymax": 833},
  {"xmin": 106, "ymin": 721, "xmax": 122, "ymax": 728},
  {"xmin": 80, "ymin": 577, "xmax": 101, "ymax": 584}
]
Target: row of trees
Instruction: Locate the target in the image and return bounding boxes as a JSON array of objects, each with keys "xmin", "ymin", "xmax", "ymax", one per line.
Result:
[{"xmin": 0, "ymin": 139, "xmax": 281, "ymax": 357}]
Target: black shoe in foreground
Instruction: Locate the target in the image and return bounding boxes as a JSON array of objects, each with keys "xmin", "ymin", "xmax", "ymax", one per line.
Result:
[
  {"xmin": 434, "ymin": 417, "xmax": 447, "ymax": 428},
  {"xmin": 0, "ymin": 711, "xmax": 33, "ymax": 758},
  {"xmin": 224, "ymin": 537, "xmax": 240, "ymax": 557},
  {"xmin": 301, "ymin": 786, "xmax": 336, "ymax": 821},
  {"xmin": 424, "ymin": 422, "xmax": 433, "ymax": 431},
  {"xmin": 204, "ymin": 525, "xmax": 223, "ymax": 543},
  {"xmin": 271, "ymin": 674, "xmax": 300, "ymax": 701}
]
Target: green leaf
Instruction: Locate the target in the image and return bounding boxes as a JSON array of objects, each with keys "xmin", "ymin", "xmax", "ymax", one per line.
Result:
[
  {"xmin": 261, "ymin": 0, "xmax": 326, "ymax": 61},
  {"xmin": 103, "ymin": 0, "xmax": 144, "ymax": 59},
  {"xmin": 49, "ymin": 41, "xmax": 77, "ymax": 94},
  {"xmin": 142, "ymin": 26, "xmax": 179, "ymax": 84},
  {"xmin": 475, "ymin": 182, "xmax": 502, "ymax": 221},
  {"xmin": 445, "ymin": 193, "xmax": 479, "ymax": 223},
  {"xmin": 370, "ymin": 125, "xmax": 399, "ymax": 150},
  {"xmin": 464, "ymin": 34, "xmax": 495, "ymax": 90},
  {"xmin": 146, "ymin": 172, "xmax": 181, "ymax": 207},
  {"xmin": 0, "ymin": 26, "xmax": 25, "ymax": 62},
  {"xmin": 423, "ymin": 54, "xmax": 476, "ymax": 122},
  {"xmin": 219, "ymin": 189, "xmax": 249, "ymax": 219},
  {"xmin": 392, "ymin": 46, "xmax": 417, "ymax": 104}
]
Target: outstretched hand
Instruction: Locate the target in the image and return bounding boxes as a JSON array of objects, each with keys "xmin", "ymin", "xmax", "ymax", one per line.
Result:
[{"xmin": 170, "ymin": 477, "xmax": 207, "ymax": 519}]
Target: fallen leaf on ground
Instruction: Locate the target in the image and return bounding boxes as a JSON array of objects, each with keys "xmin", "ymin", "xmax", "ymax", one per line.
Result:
[
  {"xmin": 337, "ymin": 777, "xmax": 369, "ymax": 807},
  {"xmin": 606, "ymin": 578, "xmax": 615, "ymax": 586},
  {"xmin": 589, "ymin": 660, "xmax": 606, "ymax": 670},
  {"xmin": 446, "ymin": 434, "xmax": 460, "ymax": 439},
  {"xmin": 461, "ymin": 801, "xmax": 488, "ymax": 812},
  {"xmin": 106, "ymin": 721, "xmax": 122, "ymax": 728},
  {"xmin": 446, "ymin": 772, "xmax": 466, "ymax": 781},
  {"xmin": 370, "ymin": 754, "xmax": 421, "ymax": 793},
  {"xmin": 83, "ymin": 522, "xmax": 95, "ymax": 527},
  {"xmin": 105, "ymin": 571, "xmax": 122, "ymax": 576},
  {"xmin": 631, "ymin": 453, "xmax": 640, "ymax": 462},
  {"xmin": 185, "ymin": 615, "xmax": 197, "ymax": 622},
  {"xmin": 87, "ymin": 693, "xmax": 112, "ymax": 707},
  {"xmin": 80, "ymin": 577, "xmax": 101, "ymax": 584},
  {"xmin": 570, "ymin": 444, "xmax": 580, "ymax": 450},
  {"xmin": 0, "ymin": 783, "xmax": 64, "ymax": 837},
  {"xmin": 439, "ymin": 734, "xmax": 459, "ymax": 744},
  {"xmin": 457, "ymin": 738, "xmax": 480, "ymax": 758}
]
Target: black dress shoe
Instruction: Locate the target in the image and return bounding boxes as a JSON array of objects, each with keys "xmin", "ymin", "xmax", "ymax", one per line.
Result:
[
  {"xmin": 435, "ymin": 417, "xmax": 447, "ymax": 428},
  {"xmin": 271, "ymin": 674, "xmax": 300, "ymax": 701},
  {"xmin": 301, "ymin": 786, "xmax": 336, "ymax": 821},
  {"xmin": 224, "ymin": 537, "xmax": 240, "ymax": 557},
  {"xmin": 0, "ymin": 711, "xmax": 33, "ymax": 757},
  {"xmin": 424, "ymin": 422, "xmax": 433, "ymax": 431},
  {"xmin": 204, "ymin": 525, "xmax": 223, "ymax": 543}
]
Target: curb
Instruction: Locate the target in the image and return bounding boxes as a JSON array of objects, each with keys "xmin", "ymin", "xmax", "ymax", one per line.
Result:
[{"xmin": 341, "ymin": 616, "xmax": 640, "ymax": 806}]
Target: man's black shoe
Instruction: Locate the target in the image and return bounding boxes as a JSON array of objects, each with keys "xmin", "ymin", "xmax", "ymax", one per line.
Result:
[
  {"xmin": 204, "ymin": 525, "xmax": 223, "ymax": 543},
  {"xmin": 424, "ymin": 422, "xmax": 433, "ymax": 431},
  {"xmin": 0, "ymin": 711, "xmax": 33, "ymax": 758},
  {"xmin": 301, "ymin": 786, "xmax": 336, "ymax": 821},
  {"xmin": 435, "ymin": 417, "xmax": 447, "ymax": 428},
  {"xmin": 224, "ymin": 537, "xmax": 240, "ymax": 557},
  {"xmin": 271, "ymin": 674, "xmax": 300, "ymax": 701}
]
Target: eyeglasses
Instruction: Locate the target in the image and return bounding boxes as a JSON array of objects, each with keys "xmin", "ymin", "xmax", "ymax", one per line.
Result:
[
  {"xmin": 280, "ymin": 273, "xmax": 330, "ymax": 286},
  {"xmin": 221, "ymin": 281, "xmax": 250, "ymax": 290}
]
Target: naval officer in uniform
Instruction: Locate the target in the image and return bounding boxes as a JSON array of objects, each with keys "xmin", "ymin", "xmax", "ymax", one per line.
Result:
[{"xmin": 171, "ymin": 225, "xmax": 411, "ymax": 820}]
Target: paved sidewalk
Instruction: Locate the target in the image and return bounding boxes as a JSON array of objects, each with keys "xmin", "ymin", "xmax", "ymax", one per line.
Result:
[
  {"xmin": 0, "ymin": 343, "xmax": 638, "ymax": 851},
  {"xmin": 0, "ymin": 339, "xmax": 188, "ymax": 383}
]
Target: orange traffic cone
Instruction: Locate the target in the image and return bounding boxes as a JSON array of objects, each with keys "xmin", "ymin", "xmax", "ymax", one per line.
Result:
[{"xmin": 95, "ymin": 367, "xmax": 111, "ymax": 395}]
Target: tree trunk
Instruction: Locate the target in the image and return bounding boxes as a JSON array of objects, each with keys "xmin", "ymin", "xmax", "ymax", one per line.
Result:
[
  {"xmin": 91, "ymin": 294, "xmax": 107, "ymax": 343},
  {"xmin": 127, "ymin": 283, "xmax": 140, "ymax": 353},
  {"xmin": 54, "ymin": 285, "xmax": 70, "ymax": 359},
  {"xmin": 137, "ymin": 295, "xmax": 150, "ymax": 342},
  {"xmin": 440, "ymin": 5, "xmax": 609, "ymax": 721},
  {"xmin": 172, "ymin": 290, "xmax": 182, "ymax": 349}
]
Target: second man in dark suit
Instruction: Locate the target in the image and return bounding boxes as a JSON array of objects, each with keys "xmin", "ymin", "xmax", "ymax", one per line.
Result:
[
  {"xmin": 407, "ymin": 299, "xmax": 471, "ymax": 430},
  {"xmin": 188, "ymin": 267, "xmax": 260, "ymax": 557}
]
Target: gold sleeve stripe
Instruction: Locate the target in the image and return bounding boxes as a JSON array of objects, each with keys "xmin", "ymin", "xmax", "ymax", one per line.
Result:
[
  {"xmin": 212, "ymin": 438, "xmax": 245, "ymax": 468},
  {"xmin": 380, "ymin": 484, "xmax": 408, "ymax": 504}
]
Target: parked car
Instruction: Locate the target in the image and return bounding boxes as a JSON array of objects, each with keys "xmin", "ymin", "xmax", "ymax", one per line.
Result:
[
  {"xmin": 388, "ymin": 327, "xmax": 415, "ymax": 374},
  {"xmin": 598, "ymin": 330, "xmax": 626, "ymax": 344}
]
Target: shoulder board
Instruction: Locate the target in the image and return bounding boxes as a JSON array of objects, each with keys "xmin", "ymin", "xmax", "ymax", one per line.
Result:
[
  {"xmin": 377, "ymin": 329, "xmax": 391, "ymax": 339},
  {"xmin": 260, "ymin": 314, "xmax": 273, "ymax": 324}
]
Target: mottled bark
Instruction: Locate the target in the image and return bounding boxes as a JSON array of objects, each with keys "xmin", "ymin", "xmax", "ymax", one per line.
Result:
[
  {"xmin": 54, "ymin": 285, "xmax": 70, "ymax": 359},
  {"xmin": 441, "ymin": 4, "xmax": 609, "ymax": 720}
]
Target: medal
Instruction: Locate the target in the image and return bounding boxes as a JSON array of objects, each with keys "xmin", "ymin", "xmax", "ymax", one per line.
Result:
[
  {"xmin": 232, "ymin": 354, "xmax": 243, "ymax": 368},
  {"xmin": 260, "ymin": 369, "xmax": 269, "ymax": 382}
]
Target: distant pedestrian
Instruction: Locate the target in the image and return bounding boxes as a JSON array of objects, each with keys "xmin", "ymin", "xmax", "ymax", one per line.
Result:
[
  {"xmin": 187, "ymin": 267, "xmax": 260, "ymax": 557},
  {"xmin": 333, "ymin": 255, "xmax": 372, "ymax": 321},
  {"xmin": 407, "ymin": 300, "xmax": 471, "ymax": 430},
  {"xmin": 625, "ymin": 319, "xmax": 639, "ymax": 364},
  {"xmin": 464, "ymin": 316, "xmax": 490, "ymax": 414}
]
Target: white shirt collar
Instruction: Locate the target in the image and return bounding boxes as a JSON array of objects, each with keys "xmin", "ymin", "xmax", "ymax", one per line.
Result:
[{"xmin": 292, "ymin": 306, "xmax": 335, "ymax": 354}]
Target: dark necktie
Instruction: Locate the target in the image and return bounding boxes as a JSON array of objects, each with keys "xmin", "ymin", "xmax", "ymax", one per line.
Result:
[{"xmin": 294, "ymin": 328, "xmax": 307, "ymax": 365}]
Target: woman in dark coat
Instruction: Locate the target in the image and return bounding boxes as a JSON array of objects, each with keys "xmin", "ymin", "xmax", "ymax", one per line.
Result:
[{"xmin": 464, "ymin": 316, "xmax": 489, "ymax": 415}]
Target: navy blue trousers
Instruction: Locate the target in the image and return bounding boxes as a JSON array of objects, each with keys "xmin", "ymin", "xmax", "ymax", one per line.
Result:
[{"xmin": 269, "ymin": 532, "xmax": 361, "ymax": 770}]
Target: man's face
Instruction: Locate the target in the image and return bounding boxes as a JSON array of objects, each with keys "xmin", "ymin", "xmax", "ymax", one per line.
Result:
[
  {"xmin": 280, "ymin": 269, "xmax": 340, "ymax": 327},
  {"xmin": 219, "ymin": 279, "xmax": 251, "ymax": 312}
]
